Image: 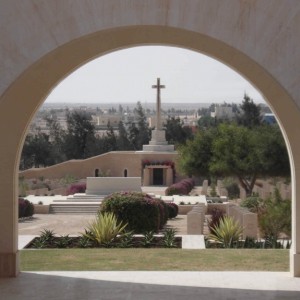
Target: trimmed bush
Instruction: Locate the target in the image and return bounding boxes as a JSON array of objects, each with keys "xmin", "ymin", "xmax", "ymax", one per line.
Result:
[
  {"xmin": 66, "ymin": 183, "xmax": 86, "ymax": 195},
  {"xmin": 19, "ymin": 198, "xmax": 34, "ymax": 218},
  {"xmin": 167, "ymin": 203, "xmax": 179, "ymax": 219},
  {"xmin": 165, "ymin": 178, "xmax": 195, "ymax": 196},
  {"xmin": 101, "ymin": 192, "xmax": 166, "ymax": 233}
]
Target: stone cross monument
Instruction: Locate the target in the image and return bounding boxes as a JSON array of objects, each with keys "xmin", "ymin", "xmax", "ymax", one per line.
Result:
[
  {"xmin": 152, "ymin": 78, "xmax": 165, "ymax": 130},
  {"xmin": 142, "ymin": 78, "xmax": 175, "ymax": 152}
]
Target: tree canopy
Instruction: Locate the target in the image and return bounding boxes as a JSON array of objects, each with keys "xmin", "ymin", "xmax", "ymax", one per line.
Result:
[{"xmin": 178, "ymin": 123, "xmax": 290, "ymax": 195}]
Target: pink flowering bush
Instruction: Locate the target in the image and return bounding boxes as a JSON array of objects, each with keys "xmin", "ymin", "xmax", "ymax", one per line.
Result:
[
  {"xmin": 165, "ymin": 178, "xmax": 195, "ymax": 196},
  {"xmin": 66, "ymin": 183, "xmax": 86, "ymax": 195}
]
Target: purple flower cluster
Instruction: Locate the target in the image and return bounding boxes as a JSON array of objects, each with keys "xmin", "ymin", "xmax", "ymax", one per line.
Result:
[{"xmin": 66, "ymin": 183, "xmax": 86, "ymax": 195}]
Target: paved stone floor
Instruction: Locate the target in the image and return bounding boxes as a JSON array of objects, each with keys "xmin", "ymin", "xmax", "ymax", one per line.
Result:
[{"xmin": 1, "ymin": 271, "xmax": 300, "ymax": 300}]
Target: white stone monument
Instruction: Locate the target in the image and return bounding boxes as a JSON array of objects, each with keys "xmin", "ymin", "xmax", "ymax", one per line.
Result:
[{"xmin": 142, "ymin": 78, "xmax": 175, "ymax": 152}]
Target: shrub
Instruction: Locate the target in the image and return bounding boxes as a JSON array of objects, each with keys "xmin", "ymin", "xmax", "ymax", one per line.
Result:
[
  {"xmin": 66, "ymin": 183, "xmax": 86, "ymax": 195},
  {"xmin": 240, "ymin": 194, "xmax": 262, "ymax": 213},
  {"xmin": 209, "ymin": 216, "xmax": 243, "ymax": 248},
  {"xmin": 101, "ymin": 192, "xmax": 165, "ymax": 233},
  {"xmin": 258, "ymin": 189, "xmax": 291, "ymax": 240},
  {"xmin": 167, "ymin": 203, "xmax": 179, "ymax": 219},
  {"xmin": 165, "ymin": 178, "xmax": 195, "ymax": 196},
  {"xmin": 18, "ymin": 198, "xmax": 34, "ymax": 218},
  {"xmin": 156, "ymin": 199, "xmax": 169, "ymax": 229},
  {"xmin": 208, "ymin": 208, "xmax": 224, "ymax": 232},
  {"xmin": 83, "ymin": 212, "xmax": 127, "ymax": 246}
]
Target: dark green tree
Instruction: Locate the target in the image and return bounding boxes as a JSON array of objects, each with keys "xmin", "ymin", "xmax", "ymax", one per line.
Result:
[
  {"xmin": 128, "ymin": 123, "xmax": 139, "ymax": 150},
  {"xmin": 165, "ymin": 117, "xmax": 193, "ymax": 145},
  {"xmin": 197, "ymin": 115, "xmax": 217, "ymax": 130},
  {"xmin": 102, "ymin": 121, "xmax": 117, "ymax": 152},
  {"xmin": 63, "ymin": 111, "xmax": 97, "ymax": 159},
  {"xmin": 134, "ymin": 101, "xmax": 150, "ymax": 149},
  {"xmin": 178, "ymin": 128, "xmax": 215, "ymax": 177},
  {"xmin": 237, "ymin": 94, "xmax": 262, "ymax": 128},
  {"xmin": 45, "ymin": 116, "xmax": 66, "ymax": 163},
  {"xmin": 21, "ymin": 132, "xmax": 54, "ymax": 169},
  {"xmin": 179, "ymin": 123, "xmax": 290, "ymax": 196},
  {"xmin": 117, "ymin": 121, "xmax": 133, "ymax": 150}
]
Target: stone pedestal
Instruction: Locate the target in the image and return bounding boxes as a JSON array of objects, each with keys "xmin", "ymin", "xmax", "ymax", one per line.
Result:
[
  {"xmin": 187, "ymin": 204, "xmax": 205, "ymax": 234},
  {"xmin": 143, "ymin": 130, "xmax": 175, "ymax": 152}
]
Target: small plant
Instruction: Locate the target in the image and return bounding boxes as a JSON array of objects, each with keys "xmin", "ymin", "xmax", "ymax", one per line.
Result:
[
  {"xmin": 31, "ymin": 238, "xmax": 47, "ymax": 249},
  {"xmin": 39, "ymin": 229, "xmax": 55, "ymax": 243},
  {"xmin": 162, "ymin": 229, "xmax": 177, "ymax": 248},
  {"xmin": 141, "ymin": 231, "xmax": 155, "ymax": 248},
  {"xmin": 118, "ymin": 231, "xmax": 134, "ymax": 248},
  {"xmin": 78, "ymin": 235, "xmax": 92, "ymax": 248},
  {"xmin": 55, "ymin": 235, "xmax": 72, "ymax": 248},
  {"xmin": 179, "ymin": 201, "xmax": 185, "ymax": 205},
  {"xmin": 38, "ymin": 201, "xmax": 43, "ymax": 205},
  {"xmin": 209, "ymin": 216, "xmax": 243, "ymax": 248},
  {"xmin": 83, "ymin": 212, "xmax": 127, "ymax": 246}
]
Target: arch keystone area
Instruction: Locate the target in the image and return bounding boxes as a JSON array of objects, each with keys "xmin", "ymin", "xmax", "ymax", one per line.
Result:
[{"xmin": 1, "ymin": 1, "xmax": 300, "ymax": 278}]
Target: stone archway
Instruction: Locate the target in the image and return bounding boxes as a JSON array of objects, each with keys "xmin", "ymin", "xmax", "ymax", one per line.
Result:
[{"xmin": 1, "ymin": 1, "xmax": 300, "ymax": 277}]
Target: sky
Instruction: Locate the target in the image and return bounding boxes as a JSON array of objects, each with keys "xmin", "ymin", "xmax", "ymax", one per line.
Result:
[{"xmin": 45, "ymin": 46, "xmax": 264, "ymax": 104}]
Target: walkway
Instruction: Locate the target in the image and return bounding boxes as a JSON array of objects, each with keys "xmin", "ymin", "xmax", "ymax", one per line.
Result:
[{"xmin": 1, "ymin": 271, "xmax": 300, "ymax": 299}]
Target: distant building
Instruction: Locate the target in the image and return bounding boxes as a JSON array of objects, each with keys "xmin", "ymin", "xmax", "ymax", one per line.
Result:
[
  {"xmin": 211, "ymin": 104, "xmax": 235, "ymax": 120},
  {"xmin": 262, "ymin": 113, "xmax": 277, "ymax": 125}
]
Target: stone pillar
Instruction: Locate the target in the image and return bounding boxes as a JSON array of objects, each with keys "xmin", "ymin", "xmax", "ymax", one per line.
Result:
[
  {"xmin": 0, "ymin": 131, "xmax": 19, "ymax": 277},
  {"xmin": 202, "ymin": 180, "xmax": 208, "ymax": 195},
  {"xmin": 143, "ymin": 168, "xmax": 151, "ymax": 186},
  {"xmin": 166, "ymin": 167, "xmax": 173, "ymax": 186},
  {"xmin": 187, "ymin": 204, "xmax": 205, "ymax": 234}
]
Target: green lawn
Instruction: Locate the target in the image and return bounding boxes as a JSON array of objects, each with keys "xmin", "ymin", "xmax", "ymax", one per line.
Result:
[{"xmin": 20, "ymin": 249, "xmax": 289, "ymax": 271}]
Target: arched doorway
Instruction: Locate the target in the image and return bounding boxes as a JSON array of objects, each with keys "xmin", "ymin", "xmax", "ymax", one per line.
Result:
[{"xmin": 1, "ymin": 16, "xmax": 300, "ymax": 278}]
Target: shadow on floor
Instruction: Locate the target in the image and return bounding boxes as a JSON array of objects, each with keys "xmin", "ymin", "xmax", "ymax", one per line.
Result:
[{"xmin": 1, "ymin": 272, "xmax": 300, "ymax": 300}]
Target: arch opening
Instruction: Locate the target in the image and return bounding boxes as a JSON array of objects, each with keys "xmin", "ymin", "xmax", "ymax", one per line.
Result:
[{"xmin": 1, "ymin": 26, "xmax": 300, "ymax": 277}]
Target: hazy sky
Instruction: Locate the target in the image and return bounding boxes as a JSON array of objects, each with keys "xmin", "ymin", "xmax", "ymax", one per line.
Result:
[{"xmin": 45, "ymin": 46, "xmax": 264, "ymax": 104}]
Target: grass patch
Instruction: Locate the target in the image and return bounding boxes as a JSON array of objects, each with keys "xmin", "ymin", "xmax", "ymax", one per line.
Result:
[{"xmin": 21, "ymin": 249, "xmax": 289, "ymax": 271}]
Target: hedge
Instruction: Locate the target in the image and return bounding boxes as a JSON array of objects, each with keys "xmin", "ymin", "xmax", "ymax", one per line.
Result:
[{"xmin": 101, "ymin": 192, "xmax": 169, "ymax": 233}]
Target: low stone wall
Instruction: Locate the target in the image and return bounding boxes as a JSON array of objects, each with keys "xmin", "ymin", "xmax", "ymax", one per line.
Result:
[
  {"xmin": 34, "ymin": 204, "xmax": 50, "ymax": 214},
  {"xmin": 86, "ymin": 177, "xmax": 142, "ymax": 195}
]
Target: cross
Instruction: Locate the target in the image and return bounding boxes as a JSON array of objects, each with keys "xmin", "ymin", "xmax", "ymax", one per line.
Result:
[{"xmin": 152, "ymin": 78, "xmax": 165, "ymax": 130}]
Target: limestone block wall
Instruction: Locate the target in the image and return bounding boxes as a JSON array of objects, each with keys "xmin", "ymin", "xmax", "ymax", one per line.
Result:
[{"xmin": 19, "ymin": 151, "xmax": 179, "ymax": 184}]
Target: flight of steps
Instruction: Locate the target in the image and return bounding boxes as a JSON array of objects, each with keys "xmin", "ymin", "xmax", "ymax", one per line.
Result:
[
  {"xmin": 49, "ymin": 193, "xmax": 105, "ymax": 214},
  {"xmin": 49, "ymin": 203, "xmax": 100, "ymax": 214}
]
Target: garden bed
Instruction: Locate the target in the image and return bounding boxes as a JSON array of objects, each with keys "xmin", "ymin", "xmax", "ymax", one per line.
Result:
[{"xmin": 25, "ymin": 233, "xmax": 182, "ymax": 249}]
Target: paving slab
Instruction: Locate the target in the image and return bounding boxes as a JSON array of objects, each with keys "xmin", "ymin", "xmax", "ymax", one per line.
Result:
[{"xmin": 182, "ymin": 235, "xmax": 206, "ymax": 249}]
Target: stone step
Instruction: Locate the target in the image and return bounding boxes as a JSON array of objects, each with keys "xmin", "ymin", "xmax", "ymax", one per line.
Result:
[{"xmin": 49, "ymin": 204, "xmax": 100, "ymax": 214}]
